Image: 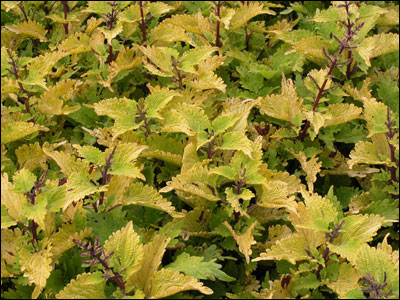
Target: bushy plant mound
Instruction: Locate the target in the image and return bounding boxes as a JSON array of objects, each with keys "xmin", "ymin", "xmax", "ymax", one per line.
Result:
[{"xmin": 1, "ymin": 1, "xmax": 399, "ymax": 299}]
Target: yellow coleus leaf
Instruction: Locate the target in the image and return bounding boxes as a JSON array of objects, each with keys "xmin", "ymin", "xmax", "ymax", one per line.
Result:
[
  {"xmin": 42, "ymin": 143, "xmax": 90, "ymax": 176},
  {"xmin": 179, "ymin": 46, "xmax": 218, "ymax": 74},
  {"xmin": 127, "ymin": 234, "xmax": 171, "ymax": 296},
  {"xmin": 186, "ymin": 71, "xmax": 227, "ymax": 92},
  {"xmin": 55, "ymin": 272, "xmax": 107, "ymax": 299},
  {"xmin": 357, "ymin": 32, "xmax": 399, "ymax": 66},
  {"xmin": 1, "ymin": 121, "xmax": 49, "ymax": 145},
  {"xmin": 348, "ymin": 141, "xmax": 391, "ymax": 169},
  {"xmin": 326, "ymin": 263, "xmax": 360, "ymax": 298},
  {"xmin": 104, "ymin": 221, "xmax": 144, "ymax": 281},
  {"xmin": 230, "ymin": 2, "xmax": 275, "ymax": 30},
  {"xmin": 122, "ymin": 182, "xmax": 184, "ymax": 218},
  {"xmin": 57, "ymin": 32, "xmax": 91, "ymax": 57},
  {"xmin": 305, "ymin": 68, "xmax": 332, "ymax": 95},
  {"xmin": 291, "ymin": 152, "xmax": 321, "ymax": 193},
  {"xmin": 5, "ymin": 20, "xmax": 47, "ymax": 42},
  {"xmin": 139, "ymin": 45, "xmax": 178, "ymax": 77},
  {"xmin": 224, "ymin": 221, "xmax": 258, "ymax": 264},
  {"xmin": 106, "ymin": 47, "xmax": 141, "ymax": 87},
  {"xmin": 1, "ymin": 173, "xmax": 27, "ymax": 224},
  {"xmin": 15, "ymin": 142, "xmax": 48, "ymax": 171},
  {"xmin": 144, "ymin": 85, "xmax": 179, "ymax": 119},
  {"xmin": 19, "ymin": 247, "xmax": 52, "ymax": 299},
  {"xmin": 225, "ymin": 187, "xmax": 253, "ymax": 218},
  {"xmin": 258, "ymin": 74, "xmax": 303, "ymax": 123},
  {"xmin": 296, "ymin": 189, "xmax": 338, "ymax": 233},
  {"xmin": 50, "ymin": 223, "xmax": 93, "ymax": 261},
  {"xmin": 290, "ymin": 36, "xmax": 331, "ymax": 66},
  {"xmin": 64, "ymin": 172, "xmax": 108, "ymax": 210},
  {"xmin": 150, "ymin": 21, "xmax": 195, "ymax": 46},
  {"xmin": 37, "ymin": 79, "xmax": 81, "ymax": 115},
  {"xmin": 328, "ymin": 214, "xmax": 385, "ymax": 263},
  {"xmin": 92, "ymin": 97, "xmax": 141, "ymax": 139},
  {"xmin": 219, "ymin": 131, "xmax": 253, "ymax": 158},
  {"xmin": 355, "ymin": 244, "xmax": 398, "ymax": 290},
  {"xmin": 324, "ymin": 103, "xmax": 362, "ymax": 126},
  {"xmin": 253, "ymin": 234, "xmax": 311, "ymax": 265},
  {"xmin": 149, "ymin": 269, "xmax": 213, "ymax": 299},
  {"xmin": 21, "ymin": 195, "xmax": 47, "ymax": 231},
  {"xmin": 362, "ymin": 97, "xmax": 389, "ymax": 137},
  {"xmin": 160, "ymin": 163, "xmax": 220, "ymax": 204},
  {"xmin": 108, "ymin": 143, "xmax": 147, "ymax": 180}
]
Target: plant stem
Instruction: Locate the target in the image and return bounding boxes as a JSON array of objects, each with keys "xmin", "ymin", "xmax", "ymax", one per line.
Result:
[
  {"xmin": 105, "ymin": 1, "xmax": 118, "ymax": 64},
  {"xmin": 18, "ymin": 3, "xmax": 29, "ymax": 22},
  {"xmin": 98, "ymin": 146, "xmax": 117, "ymax": 206},
  {"xmin": 171, "ymin": 56, "xmax": 184, "ymax": 89},
  {"xmin": 61, "ymin": 1, "xmax": 69, "ymax": 34},
  {"xmin": 215, "ymin": 1, "xmax": 222, "ymax": 47},
  {"xmin": 139, "ymin": 1, "xmax": 147, "ymax": 44},
  {"xmin": 7, "ymin": 49, "xmax": 31, "ymax": 113},
  {"xmin": 136, "ymin": 104, "xmax": 151, "ymax": 137},
  {"xmin": 299, "ymin": 2, "xmax": 363, "ymax": 141},
  {"xmin": 385, "ymin": 107, "xmax": 398, "ymax": 190}
]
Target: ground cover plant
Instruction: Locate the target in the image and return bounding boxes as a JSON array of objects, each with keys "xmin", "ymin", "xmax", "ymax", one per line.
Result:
[{"xmin": 1, "ymin": 1, "xmax": 399, "ymax": 299}]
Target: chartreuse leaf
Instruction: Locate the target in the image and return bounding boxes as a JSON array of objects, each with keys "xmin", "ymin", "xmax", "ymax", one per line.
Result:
[
  {"xmin": 18, "ymin": 247, "xmax": 52, "ymax": 299},
  {"xmin": 118, "ymin": 3, "xmax": 141, "ymax": 23},
  {"xmin": 225, "ymin": 187, "xmax": 253, "ymax": 218},
  {"xmin": 140, "ymin": 45, "xmax": 178, "ymax": 77},
  {"xmin": 253, "ymin": 234, "xmax": 311, "ymax": 265},
  {"xmin": 178, "ymin": 104, "xmax": 211, "ymax": 134},
  {"xmin": 150, "ymin": 22, "xmax": 195, "ymax": 46},
  {"xmin": 292, "ymin": 152, "xmax": 322, "ymax": 193},
  {"xmin": 57, "ymin": 32, "xmax": 91, "ymax": 57},
  {"xmin": 355, "ymin": 244, "xmax": 399, "ymax": 295},
  {"xmin": 357, "ymin": 32, "xmax": 399, "ymax": 66},
  {"xmin": 55, "ymin": 272, "xmax": 107, "ymax": 299},
  {"xmin": 324, "ymin": 103, "xmax": 363, "ymax": 127},
  {"xmin": 211, "ymin": 112, "xmax": 241, "ymax": 135},
  {"xmin": 21, "ymin": 195, "xmax": 47, "ymax": 231},
  {"xmin": 108, "ymin": 143, "xmax": 147, "ymax": 179},
  {"xmin": 362, "ymin": 97, "xmax": 389, "ymax": 137},
  {"xmin": 160, "ymin": 163, "xmax": 220, "ymax": 204},
  {"xmin": 224, "ymin": 221, "xmax": 258, "ymax": 264},
  {"xmin": 296, "ymin": 189, "xmax": 338, "ymax": 232},
  {"xmin": 122, "ymin": 182, "xmax": 184, "ymax": 218},
  {"xmin": 165, "ymin": 252, "xmax": 235, "ymax": 282},
  {"xmin": 1, "ymin": 204, "xmax": 16, "ymax": 228},
  {"xmin": 328, "ymin": 214, "xmax": 385, "ymax": 263},
  {"xmin": 179, "ymin": 46, "xmax": 217, "ymax": 74},
  {"xmin": 64, "ymin": 172, "xmax": 108, "ymax": 210},
  {"xmin": 92, "ymin": 97, "xmax": 141, "ymax": 139},
  {"xmin": 144, "ymin": 86, "xmax": 179, "ymax": 119},
  {"xmin": 149, "ymin": 269, "xmax": 213, "ymax": 298},
  {"xmin": 42, "ymin": 143, "xmax": 90, "ymax": 176},
  {"xmin": 127, "ymin": 234, "xmax": 170, "ymax": 296},
  {"xmin": 50, "ymin": 223, "xmax": 93, "ymax": 261},
  {"xmin": 258, "ymin": 75, "xmax": 303, "ymax": 123},
  {"xmin": 326, "ymin": 263, "xmax": 360, "ymax": 299},
  {"xmin": 147, "ymin": 1, "xmax": 174, "ymax": 17},
  {"xmin": 104, "ymin": 221, "xmax": 144, "ymax": 282},
  {"xmin": 1, "ymin": 173, "xmax": 27, "ymax": 224},
  {"xmin": 12, "ymin": 168, "xmax": 36, "ymax": 194},
  {"xmin": 5, "ymin": 20, "xmax": 47, "ymax": 42},
  {"xmin": 73, "ymin": 144, "xmax": 105, "ymax": 166},
  {"xmin": 230, "ymin": 2, "xmax": 275, "ymax": 30},
  {"xmin": 348, "ymin": 141, "xmax": 391, "ymax": 169},
  {"xmin": 291, "ymin": 36, "xmax": 331, "ymax": 66},
  {"xmin": 1, "ymin": 122, "xmax": 49, "ymax": 145},
  {"xmin": 37, "ymin": 80, "xmax": 81, "ymax": 115},
  {"xmin": 220, "ymin": 131, "xmax": 253, "ymax": 159}
]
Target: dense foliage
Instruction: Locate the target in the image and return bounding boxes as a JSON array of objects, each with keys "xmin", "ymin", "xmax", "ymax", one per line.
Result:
[{"xmin": 1, "ymin": 1, "xmax": 399, "ymax": 299}]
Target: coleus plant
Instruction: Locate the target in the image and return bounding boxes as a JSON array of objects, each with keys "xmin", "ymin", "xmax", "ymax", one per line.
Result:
[{"xmin": 1, "ymin": 1, "xmax": 399, "ymax": 299}]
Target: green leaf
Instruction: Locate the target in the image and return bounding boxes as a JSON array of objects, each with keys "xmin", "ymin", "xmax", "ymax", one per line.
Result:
[
  {"xmin": 104, "ymin": 221, "xmax": 144, "ymax": 281},
  {"xmin": 1, "ymin": 122, "xmax": 49, "ymax": 145},
  {"xmin": 73, "ymin": 145, "xmax": 105, "ymax": 166},
  {"xmin": 220, "ymin": 131, "xmax": 253, "ymax": 158},
  {"xmin": 12, "ymin": 169, "xmax": 36, "ymax": 194},
  {"xmin": 165, "ymin": 252, "xmax": 235, "ymax": 282},
  {"xmin": 144, "ymin": 87, "xmax": 178, "ymax": 119}
]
